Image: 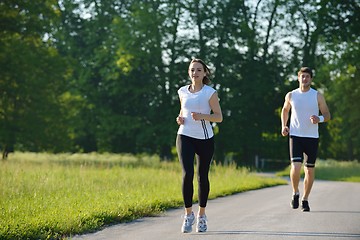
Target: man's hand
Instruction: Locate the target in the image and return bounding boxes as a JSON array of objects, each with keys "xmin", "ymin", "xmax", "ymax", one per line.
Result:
[
  {"xmin": 282, "ymin": 126, "xmax": 289, "ymax": 136},
  {"xmin": 310, "ymin": 115, "xmax": 320, "ymax": 124}
]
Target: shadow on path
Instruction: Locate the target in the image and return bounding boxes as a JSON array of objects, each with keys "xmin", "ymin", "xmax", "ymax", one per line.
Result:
[
  {"xmin": 311, "ymin": 210, "xmax": 360, "ymax": 214},
  {"xmin": 201, "ymin": 230, "xmax": 360, "ymax": 238}
]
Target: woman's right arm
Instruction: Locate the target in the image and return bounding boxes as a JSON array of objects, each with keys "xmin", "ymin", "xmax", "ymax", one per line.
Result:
[{"xmin": 176, "ymin": 98, "xmax": 184, "ymax": 125}]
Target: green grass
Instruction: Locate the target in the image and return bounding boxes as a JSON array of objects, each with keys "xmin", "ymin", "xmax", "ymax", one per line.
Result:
[
  {"xmin": 276, "ymin": 159, "xmax": 360, "ymax": 182},
  {"xmin": 0, "ymin": 152, "xmax": 286, "ymax": 240}
]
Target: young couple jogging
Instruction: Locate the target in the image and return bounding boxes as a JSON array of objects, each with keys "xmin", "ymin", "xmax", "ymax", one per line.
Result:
[{"xmin": 176, "ymin": 60, "xmax": 330, "ymax": 233}]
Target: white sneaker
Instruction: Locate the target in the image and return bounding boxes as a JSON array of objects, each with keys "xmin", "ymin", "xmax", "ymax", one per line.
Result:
[
  {"xmin": 181, "ymin": 212, "xmax": 195, "ymax": 233},
  {"xmin": 196, "ymin": 214, "xmax": 207, "ymax": 232}
]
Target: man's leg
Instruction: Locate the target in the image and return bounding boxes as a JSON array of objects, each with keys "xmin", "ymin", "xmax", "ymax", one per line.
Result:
[
  {"xmin": 301, "ymin": 166, "xmax": 314, "ymax": 212},
  {"xmin": 290, "ymin": 162, "xmax": 302, "ymax": 208},
  {"xmin": 301, "ymin": 137, "xmax": 318, "ymax": 212},
  {"xmin": 289, "ymin": 137, "xmax": 303, "ymax": 194},
  {"xmin": 289, "ymin": 136, "xmax": 303, "ymax": 209},
  {"xmin": 303, "ymin": 166, "xmax": 315, "ymax": 200},
  {"xmin": 290, "ymin": 162, "xmax": 302, "ymax": 194}
]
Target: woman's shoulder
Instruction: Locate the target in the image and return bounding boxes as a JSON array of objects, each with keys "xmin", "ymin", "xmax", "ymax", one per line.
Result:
[
  {"xmin": 203, "ymin": 84, "xmax": 215, "ymax": 90},
  {"xmin": 203, "ymin": 85, "xmax": 216, "ymax": 93},
  {"xmin": 202, "ymin": 85, "xmax": 216, "ymax": 99},
  {"xmin": 178, "ymin": 85, "xmax": 189, "ymax": 93}
]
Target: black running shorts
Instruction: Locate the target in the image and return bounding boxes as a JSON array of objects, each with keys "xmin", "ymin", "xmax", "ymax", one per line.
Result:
[{"xmin": 289, "ymin": 136, "xmax": 319, "ymax": 168}]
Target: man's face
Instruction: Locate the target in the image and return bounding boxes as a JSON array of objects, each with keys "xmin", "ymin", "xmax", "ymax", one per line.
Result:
[{"xmin": 298, "ymin": 72, "xmax": 312, "ymax": 88}]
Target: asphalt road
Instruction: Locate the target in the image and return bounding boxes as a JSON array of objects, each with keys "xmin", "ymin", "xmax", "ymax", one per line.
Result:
[{"xmin": 71, "ymin": 180, "xmax": 360, "ymax": 240}]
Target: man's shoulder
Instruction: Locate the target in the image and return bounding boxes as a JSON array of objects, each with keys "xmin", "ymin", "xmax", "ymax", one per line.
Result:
[
  {"xmin": 286, "ymin": 89, "xmax": 297, "ymax": 100},
  {"xmin": 310, "ymin": 88, "xmax": 318, "ymax": 93},
  {"xmin": 291, "ymin": 88, "xmax": 300, "ymax": 94}
]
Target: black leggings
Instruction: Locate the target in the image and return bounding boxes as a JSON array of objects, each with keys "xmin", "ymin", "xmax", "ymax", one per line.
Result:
[{"xmin": 176, "ymin": 134, "xmax": 214, "ymax": 208}]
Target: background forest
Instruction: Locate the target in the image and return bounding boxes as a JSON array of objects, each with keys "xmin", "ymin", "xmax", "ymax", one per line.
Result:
[{"xmin": 1, "ymin": 0, "xmax": 359, "ymax": 166}]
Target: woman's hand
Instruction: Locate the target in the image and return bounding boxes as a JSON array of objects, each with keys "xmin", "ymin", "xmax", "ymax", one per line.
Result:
[
  {"xmin": 176, "ymin": 116, "xmax": 185, "ymax": 125},
  {"xmin": 191, "ymin": 112, "xmax": 203, "ymax": 121}
]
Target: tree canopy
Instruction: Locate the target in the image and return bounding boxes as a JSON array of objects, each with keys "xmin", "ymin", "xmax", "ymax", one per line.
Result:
[{"xmin": 1, "ymin": 0, "xmax": 359, "ymax": 163}]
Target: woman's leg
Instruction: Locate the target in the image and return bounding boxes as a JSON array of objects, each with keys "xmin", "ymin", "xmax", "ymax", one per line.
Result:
[
  {"xmin": 176, "ymin": 134, "xmax": 196, "ymax": 212},
  {"xmin": 195, "ymin": 137, "xmax": 214, "ymax": 214}
]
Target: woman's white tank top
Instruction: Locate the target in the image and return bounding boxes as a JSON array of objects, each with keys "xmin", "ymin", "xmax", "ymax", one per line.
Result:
[{"xmin": 177, "ymin": 85, "xmax": 216, "ymax": 139}]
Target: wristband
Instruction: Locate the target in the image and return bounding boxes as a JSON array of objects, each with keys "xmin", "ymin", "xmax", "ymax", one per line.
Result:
[{"xmin": 318, "ymin": 116, "xmax": 324, "ymax": 123}]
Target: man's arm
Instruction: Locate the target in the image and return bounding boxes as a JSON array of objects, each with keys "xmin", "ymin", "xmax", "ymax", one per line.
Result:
[
  {"xmin": 281, "ymin": 92, "xmax": 291, "ymax": 136},
  {"xmin": 318, "ymin": 92, "xmax": 331, "ymax": 122},
  {"xmin": 310, "ymin": 92, "xmax": 331, "ymax": 124}
]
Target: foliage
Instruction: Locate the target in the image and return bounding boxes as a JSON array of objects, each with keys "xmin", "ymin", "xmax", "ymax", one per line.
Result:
[
  {"xmin": 0, "ymin": 152, "xmax": 286, "ymax": 239},
  {"xmin": 276, "ymin": 159, "xmax": 360, "ymax": 182},
  {"xmin": 0, "ymin": 0, "xmax": 80, "ymax": 155},
  {"xmin": 326, "ymin": 46, "xmax": 360, "ymax": 160},
  {"xmin": 1, "ymin": 0, "xmax": 359, "ymax": 163}
]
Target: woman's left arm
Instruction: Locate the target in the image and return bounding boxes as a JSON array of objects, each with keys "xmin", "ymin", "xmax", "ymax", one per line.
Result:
[{"xmin": 192, "ymin": 92, "xmax": 223, "ymax": 122}]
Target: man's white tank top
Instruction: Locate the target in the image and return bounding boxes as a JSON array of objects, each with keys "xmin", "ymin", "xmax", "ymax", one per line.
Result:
[
  {"xmin": 290, "ymin": 88, "xmax": 319, "ymax": 138},
  {"xmin": 177, "ymin": 85, "xmax": 216, "ymax": 139}
]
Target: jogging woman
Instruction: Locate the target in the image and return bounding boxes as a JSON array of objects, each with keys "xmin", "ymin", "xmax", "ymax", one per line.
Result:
[{"xmin": 176, "ymin": 58, "xmax": 223, "ymax": 233}]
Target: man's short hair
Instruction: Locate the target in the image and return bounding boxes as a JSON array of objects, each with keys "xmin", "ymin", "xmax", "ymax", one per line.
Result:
[{"xmin": 298, "ymin": 67, "xmax": 313, "ymax": 78}]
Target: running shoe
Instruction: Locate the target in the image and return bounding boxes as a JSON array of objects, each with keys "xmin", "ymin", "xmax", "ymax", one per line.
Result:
[
  {"xmin": 181, "ymin": 212, "xmax": 195, "ymax": 233},
  {"xmin": 196, "ymin": 214, "xmax": 207, "ymax": 232},
  {"xmin": 301, "ymin": 200, "xmax": 310, "ymax": 212},
  {"xmin": 291, "ymin": 194, "xmax": 299, "ymax": 209}
]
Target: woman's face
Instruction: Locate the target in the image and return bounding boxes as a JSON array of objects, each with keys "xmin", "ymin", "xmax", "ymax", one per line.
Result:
[{"xmin": 188, "ymin": 62, "xmax": 206, "ymax": 83}]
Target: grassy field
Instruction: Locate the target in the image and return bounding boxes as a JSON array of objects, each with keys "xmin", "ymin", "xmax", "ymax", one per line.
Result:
[
  {"xmin": 0, "ymin": 152, "xmax": 286, "ymax": 240},
  {"xmin": 276, "ymin": 159, "xmax": 360, "ymax": 182}
]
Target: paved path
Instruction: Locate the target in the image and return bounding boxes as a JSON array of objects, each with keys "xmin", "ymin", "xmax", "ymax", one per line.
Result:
[{"xmin": 71, "ymin": 180, "xmax": 360, "ymax": 240}]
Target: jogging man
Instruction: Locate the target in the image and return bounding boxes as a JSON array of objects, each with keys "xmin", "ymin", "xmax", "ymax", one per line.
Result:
[{"xmin": 281, "ymin": 67, "xmax": 331, "ymax": 212}]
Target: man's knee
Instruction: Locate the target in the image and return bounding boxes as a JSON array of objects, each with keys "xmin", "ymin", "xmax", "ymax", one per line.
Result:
[
  {"xmin": 291, "ymin": 162, "xmax": 302, "ymax": 171},
  {"xmin": 304, "ymin": 166, "xmax": 315, "ymax": 175}
]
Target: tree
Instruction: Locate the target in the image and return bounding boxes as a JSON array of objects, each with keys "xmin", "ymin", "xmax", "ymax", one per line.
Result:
[
  {"xmin": 0, "ymin": 0, "xmax": 73, "ymax": 158},
  {"xmin": 2, "ymin": 0, "xmax": 359, "ymax": 164},
  {"xmin": 325, "ymin": 41, "xmax": 360, "ymax": 160}
]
